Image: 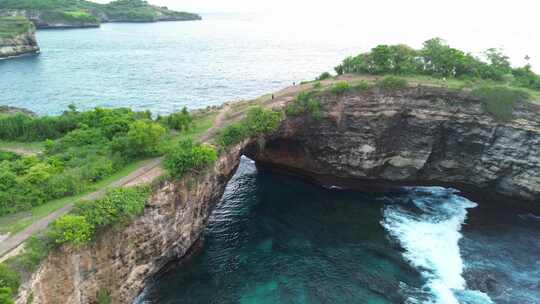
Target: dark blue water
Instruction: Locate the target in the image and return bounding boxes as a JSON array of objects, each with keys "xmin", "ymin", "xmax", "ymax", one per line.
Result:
[{"xmin": 136, "ymin": 158, "xmax": 540, "ymax": 304}]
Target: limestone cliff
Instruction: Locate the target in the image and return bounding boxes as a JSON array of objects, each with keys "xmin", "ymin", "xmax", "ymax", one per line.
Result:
[
  {"xmin": 15, "ymin": 86, "xmax": 540, "ymax": 303},
  {"xmin": 0, "ymin": 18, "xmax": 39, "ymax": 59},
  {"xmin": 251, "ymin": 86, "xmax": 540, "ymax": 202},
  {"xmin": 16, "ymin": 142, "xmax": 248, "ymax": 304}
]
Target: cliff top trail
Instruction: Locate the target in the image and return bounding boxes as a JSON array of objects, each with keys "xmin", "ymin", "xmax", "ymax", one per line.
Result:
[
  {"xmin": 0, "ymin": 81, "xmax": 310, "ymax": 261},
  {"xmin": 3, "ymin": 73, "xmax": 538, "ymax": 261}
]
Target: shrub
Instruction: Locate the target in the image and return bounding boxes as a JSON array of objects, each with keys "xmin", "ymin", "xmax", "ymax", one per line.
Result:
[
  {"xmin": 163, "ymin": 107, "xmax": 192, "ymax": 131},
  {"xmin": 0, "ymin": 287, "xmax": 14, "ymax": 304},
  {"xmin": 316, "ymin": 72, "xmax": 332, "ymax": 81},
  {"xmin": 75, "ymin": 187, "xmax": 149, "ymax": 228},
  {"xmin": 512, "ymin": 65, "xmax": 540, "ymax": 90},
  {"xmin": 286, "ymin": 92, "xmax": 322, "ymax": 120},
  {"xmin": 377, "ymin": 76, "xmax": 408, "ymax": 90},
  {"xmin": 333, "ymin": 38, "xmax": 540, "ymax": 86},
  {"xmin": 353, "ymin": 80, "xmax": 370, "ymax": 91},
  {"xmin": 216, "ymin": 123, "xmax": 248, "ymax": 147},
  {"xmin": 217, "ymin": 107, "xmax": 283, "ymax": 148},
  {"xmin": 0, "ymin": 151, "xmax": 18, "ymax": 162},
  {"xmin": 112, "ymin": 120, "xmax": 165, "ymax": 159},
  {"xmin": 164, "ymin": 139, "xmax": 217, "ymax": 178},
  {"xmin": 312, "ymin": 82, "xmax": 322, "ymax": 89},
  {"xmin": 0, "ymin": 264, "xmax": 19, "ymax": 294},
  {"xmin": 472, "ymin": 86, "xmax": 530, "ymax": 121},
  {"xmin": 330, "ymin": 81, "xmax": 351, "ymax": 95},
  {"xmin": 48, "ymin": 215, "xmax": 94, "ymax": 246}
]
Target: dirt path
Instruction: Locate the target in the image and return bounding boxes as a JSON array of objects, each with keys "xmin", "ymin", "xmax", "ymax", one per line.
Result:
[
  {"xmin": 0, "ymin": 105, "xmax": 234, "ymax": 260},
  {"xmin": 197, "ymin": 103, "xmax": 232, "ymax": 143},
  {"xmin": 0, "ymin": 85, "xmax": 313, "ymax": 259},
  {"xmin": 0, "ymin": 147, "xmax": 38, "ymax": 157}
]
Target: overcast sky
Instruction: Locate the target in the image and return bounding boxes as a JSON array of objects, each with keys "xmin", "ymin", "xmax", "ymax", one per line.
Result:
[{"xmin": 95, "ymin": 0, "xmax": 539, "ymax": 70}]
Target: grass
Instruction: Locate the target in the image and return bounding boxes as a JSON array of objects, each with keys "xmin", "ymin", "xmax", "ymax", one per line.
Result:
[
  {"xmin": 163, "ymin": 109, "xmax": 218, "ymax": 145},
  {"xmin": 0, "ymin": 16, "xmax": 32, "ymax": 39},
  {"xmin": 186, "ymin": 110, "xmax": 219, "ymax": 140},
  {"xmin": 0, "ymin": 108, "xmax": 220, "ymax": 235},
  {"xmin": 0, "ymin": 159, "xmax": 150, "ymax": 234}
]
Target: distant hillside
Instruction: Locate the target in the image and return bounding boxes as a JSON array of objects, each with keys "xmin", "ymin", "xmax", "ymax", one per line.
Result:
[{"xmin": 0, "ymin": 0, "xmax": 201, "ymax": 28}]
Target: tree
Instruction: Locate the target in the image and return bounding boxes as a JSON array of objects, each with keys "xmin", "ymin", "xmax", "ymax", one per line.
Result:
[
  {"xmin": 164, "ymin": 139, "xmax": 217, "ymax": 178},
  {"xmin": 113, "ymin": 120, "xmax": 165, "ymax": 158}
]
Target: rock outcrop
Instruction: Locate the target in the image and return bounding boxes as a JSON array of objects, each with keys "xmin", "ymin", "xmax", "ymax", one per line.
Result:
[
  {"xmin": 15, "ymin": 86, "xmax": 540, "ymax": 303},
  {"xmin": 250, "ymin": 86, "xmax": 540, "ymax": 202},
  {"xmin": 0, "ymin": 18, "xmax": 39, "ymax": 59}
]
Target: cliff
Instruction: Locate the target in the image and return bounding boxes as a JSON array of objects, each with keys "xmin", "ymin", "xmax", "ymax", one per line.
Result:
[
  {"xmin": 0, "ymin": 16, "xmax": 39, "ymax": 59},
  {"xmin": 16, "ymin": 142, "xmax": 248, "ymax": 304},
  {"xmin": 250, "ymin": 86, "xmax": 540, "ymax": 202},
  {"xmin": 0, "ymin": 0, "xmax": 201, "ymax": 29},
  {"xmin": 15, "ymin": 85, "xmax": 540, "ymax": 303}
]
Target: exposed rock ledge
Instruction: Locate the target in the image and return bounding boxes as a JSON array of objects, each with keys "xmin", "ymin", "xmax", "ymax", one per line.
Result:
[
  {"xmin": 16, "ymin": 86, "xmax": 540, "ymax": 303},
  {"xmin": 0, "ymin": 20, "xmax": 39, "ymax": 59}
]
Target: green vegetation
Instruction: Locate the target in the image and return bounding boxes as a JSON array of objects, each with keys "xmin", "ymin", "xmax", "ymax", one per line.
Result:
[
  {"xmin": 316, "ymin": 72, "xmax": 332, "ymax": 81},
  {"xmin": 377, "ymin": 76, "xmax": 408, "ymax": 90},
  {"xmin": 330, "ymin": 81, "xmax": 351, "ymax": 95},
  {"xmin": 42, "ymin": 10, "xmax": 99, "ymax": 24},
  {"xmin": 164, "ymin": 139, "xmax": 217, "ymax": 178},
  {"xmin": 48, "ymin": 187, "xmax": 149, "ymax": 246},
  {"xmin": 472, "ymin": 86, "xmax": 530, "ymax": 121},
  {"xmin": 335, "ymin": 38, "xmax": 540, "ymax": 92},
  {"xmin": 0, "ymin": 107, "xmax": 163, "ymax": 216},
  {"xmin": 0, "ymin": 235, "xmax": 51, "ymax": 304},
  {"xmin": 0, "ymin": 0, "xmax": 201, "ymax": 25},
  {"xmin": 286, "ymin": 91, "xmax": 322, "ymax": 120},
  {"xmin": 158, "ymin": 107, "xmax": 192, "ymax": 131},
  {"xmin": 0, "ymin": 105, "xmax": 206, "ymax": 217},
  {"xmin": 48, "ymin": 214, "xmax": 93, "ymax": 246},
  {"xmin": 353, "ymin": 80, "xmax": 370, "ymax": 91},
  {"xmin": 97, "ymin": 288, "xmax": 111, "ymax": 304},
  {"xmin": 0, "ymin": 17, "xmax": 32, "ymax": 39},
  {"xmin": 0, "ymin": 187, "xmax": 148, "ymax": 302},
  {"xmin": 0, "ymin": 158, "xmax": 149, "ymax": 235},
  {"xmin": 217, "ymin": 107, "xmax": 283, "ymax": 148}
]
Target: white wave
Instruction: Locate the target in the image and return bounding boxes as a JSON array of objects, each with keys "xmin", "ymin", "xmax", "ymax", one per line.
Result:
[{"xmin": 381, "ymin": 187, "xmax": 493, "ymax": 304}]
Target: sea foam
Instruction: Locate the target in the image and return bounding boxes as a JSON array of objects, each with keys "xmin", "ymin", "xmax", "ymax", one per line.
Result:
[{"xmin": 382, "ymin": 187, "xmax": 493, "ymax": 304}]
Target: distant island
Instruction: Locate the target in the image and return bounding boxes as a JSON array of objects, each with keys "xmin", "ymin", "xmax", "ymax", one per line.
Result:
[
  {"xmin": 0, "ymin": 0, "xmax": 201, "ymax": 29},
  {"xmin": 0, "ymin": 16, "xmax": 39, "ymax": 58}
]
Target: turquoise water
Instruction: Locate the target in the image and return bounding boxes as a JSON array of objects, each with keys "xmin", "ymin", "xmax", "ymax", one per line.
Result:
[{"xmin": 136, "ymin": 158, "xmax": 540, "ymax": 304}]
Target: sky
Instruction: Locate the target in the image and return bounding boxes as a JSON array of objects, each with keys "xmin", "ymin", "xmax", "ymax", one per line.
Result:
[{"xmin": 96, "ymin": 0, "xmax": 540, "ymax": 70}]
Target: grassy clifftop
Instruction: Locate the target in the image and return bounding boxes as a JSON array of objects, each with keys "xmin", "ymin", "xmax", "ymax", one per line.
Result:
[
  {"xmin": 0, "ymin": 0, "xmax": 201, "ymax": 26},
  {"xmin": 0, "ymin": 16, "xmax": 32, "ymax": 39}
]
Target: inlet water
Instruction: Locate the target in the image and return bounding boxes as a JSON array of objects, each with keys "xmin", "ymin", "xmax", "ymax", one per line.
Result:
[{"xmin": 136, "ymin": 158, "xmax": 539, "ymax": 304}]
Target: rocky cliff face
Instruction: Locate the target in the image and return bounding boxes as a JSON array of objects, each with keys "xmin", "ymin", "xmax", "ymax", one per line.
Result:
[
  {"xmin": 0, "ymin": 20, "xmax": 39, "ymax": 59},
  {"xmin": 250, "ymin": 86, "xmax": 540, "ymax": 203},
  {"xmin": 16, "ymin": 143, "xmax": 249, "ymax": 304},
  {"xmin": 16, "ymin": 86, "xmax": 540, "ymax": 303}
]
